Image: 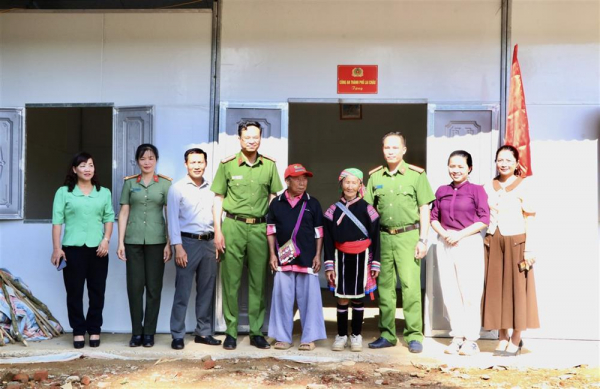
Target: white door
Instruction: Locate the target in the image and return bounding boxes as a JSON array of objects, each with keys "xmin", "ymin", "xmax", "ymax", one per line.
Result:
[
  {"xmin": 214, "ymin": 102, "xmax": 288, "ymax": 333},
  {"xmin": 424, "ymin": 104, "xmax": 499, "ymax": 338}
]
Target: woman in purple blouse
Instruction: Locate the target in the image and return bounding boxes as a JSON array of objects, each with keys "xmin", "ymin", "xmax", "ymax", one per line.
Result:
[{"xmin": 431, "ymin": 150, "xmax": 490, "ymax": 356}]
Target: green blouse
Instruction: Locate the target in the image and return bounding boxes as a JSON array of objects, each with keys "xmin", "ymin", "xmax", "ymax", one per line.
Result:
[{"xmin": 52, "ymin": 185, "xmax": 115, "ymax": 247}]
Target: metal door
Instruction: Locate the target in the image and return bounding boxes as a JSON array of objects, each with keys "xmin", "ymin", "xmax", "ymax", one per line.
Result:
[
  {"xmin": 0, "ymin": 108, "xmax": 24, "ymax": 219},
  {"xmin": 424, "ymin": 104, "xmax": 499, "ymax": 338},
  {"xmin": 214, "ymin": 102, "xmax": 288, "ymax": 334},
  {"xmin": 112, "ymin": 106, "xmax": 154, "ymax": 215}
]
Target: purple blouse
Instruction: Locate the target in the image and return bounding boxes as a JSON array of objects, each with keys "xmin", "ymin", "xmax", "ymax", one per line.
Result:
[{"xmin": 431, "ymin": 181, "xmax": 490, "ymax": 231}]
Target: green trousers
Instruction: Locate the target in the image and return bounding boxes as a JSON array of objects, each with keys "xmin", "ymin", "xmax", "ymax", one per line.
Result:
[
  {"xmin": 221, "ymin": 217, "xmax": 269, "ymax": 338},
  {"xmin": 125, "ymin": 243, "xmax": 165, "ymax": 335},
  {"xmin": 378, "ymin": 229, "xmax": 423, "ymax": 344}
]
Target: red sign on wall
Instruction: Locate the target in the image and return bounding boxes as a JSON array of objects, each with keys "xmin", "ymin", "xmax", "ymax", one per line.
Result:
[{"xmin": 337, "ymin": 65, "xmax": 378, "ymax": 94}]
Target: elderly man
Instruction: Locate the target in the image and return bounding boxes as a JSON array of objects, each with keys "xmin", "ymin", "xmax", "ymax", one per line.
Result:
[
  {"xmin": 266, "ymin": 163, "xmax": 326, "ymax": 351},
  {"xmin": 167, "ymin": 148, "xmax": 221, "ymax": 350},
  {"xmin": 364, "ymin": 132, "xmax": 435, "ymax": 353},
  {"xmin": 211, "ymin": 121, "xmax": 283, "ymax": 350}
]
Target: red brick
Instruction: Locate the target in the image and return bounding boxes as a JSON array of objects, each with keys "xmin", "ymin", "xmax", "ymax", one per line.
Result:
[
  {"xmin": 203, "ymin": 359, "xmax": 215, "ymax": 370},
  {"xmin": 12, "ymin": 373, "xmax": 28, "ymax": 383},
  {"xmin": 81, "ymin": 376, "xmax": 91, "ymax": 386},
  {"xmin": 33, "ymin": 370, "xmax": 48, "ymax": 382}
]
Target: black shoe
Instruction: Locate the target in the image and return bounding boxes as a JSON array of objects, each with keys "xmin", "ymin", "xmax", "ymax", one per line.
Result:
[
  {"xmin": 195, "ymin": 335, "xmax": 222, "ymax": 346},
  {"xmin": 129, "ymin": 335, "xmax": 143, "ymax": 347},
  {"xmin": 143, "ymin": 335, "xmax": 155, "ymax": 347},
  {"xmin": 73, "ymin": 336, "xmax": 85, "ymax": 349},
  {"xmin": 368, "ymin": 337, "xmax": 394, "ymax": 349},
  {"xmin": 171, "ymin": 338, "xmax": 185, "ymax": 350},
  {"xmin": 223, "ymin": 335, "xmax": 236, "ymax": 350},
  {"xmin": 250, "ymin": 335, "xmax": 271, "ymax": 349},
  {"xmin": 89, "ymin": 336, "xmax": 101, "ymax": 348}
]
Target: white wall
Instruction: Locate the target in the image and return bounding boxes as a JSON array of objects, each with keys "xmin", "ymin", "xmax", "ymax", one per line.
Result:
[
  {"xmin": 220, "ymin": 0, "xmax": 501, "ymax": 102},
  {"xmin": 0, "ymin": 11, "xmax": 213, "ymax": 333},
  {"xmin": 511, "ymin": 0, "xmax": 600, "ymax": 340}
]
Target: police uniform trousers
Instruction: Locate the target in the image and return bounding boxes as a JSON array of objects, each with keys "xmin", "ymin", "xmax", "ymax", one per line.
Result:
[
  {"xmin": 170, "ymin": 236, "xmax": 217, "ymax": 339},
  {"xmin": 482, "ymin": 230, "xmax": 539, "ymax": 331},
  {"xmin": 124, "ymin": 243, "xmax": 165, "ymax": 336},
  {"xmin": 62, "ymin": 245, "xmax": 109, "ymax": 336},
  {"xmin": 221, "ymin": 217, "xmax": 269, "ymax": 338},
  {"xmin": 268, "ymin": 271, "xmax": 326, "ymax": 344},
  {"xmin": 436, "ymin": 233, "xmax": 484, "ymax": 341},
  {"xmin": 378, "ymin": 229, "xmax": 422, "ymax": 344}
]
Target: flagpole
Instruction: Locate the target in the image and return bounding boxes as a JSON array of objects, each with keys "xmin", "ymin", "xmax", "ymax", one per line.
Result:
[{"xmin": 500, "ymin": 0, "xmax": 513, "ymax": 141}]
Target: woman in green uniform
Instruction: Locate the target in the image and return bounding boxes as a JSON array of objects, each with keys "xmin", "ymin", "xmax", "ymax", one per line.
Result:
[{"xmin": 117, "ymin": 144, "xmax": 172, "ymax": 348}]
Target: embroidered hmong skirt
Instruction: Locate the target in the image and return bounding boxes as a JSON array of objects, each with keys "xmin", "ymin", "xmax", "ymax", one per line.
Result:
[{"xmin": 332, "ymin": 249, "xmax": 369, "ymax": 299}]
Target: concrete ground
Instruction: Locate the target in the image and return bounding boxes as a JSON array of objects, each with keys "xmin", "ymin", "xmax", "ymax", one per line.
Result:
[{"xmin": 1, "ymin": 306, "xmax": 598, "ymax": 370}]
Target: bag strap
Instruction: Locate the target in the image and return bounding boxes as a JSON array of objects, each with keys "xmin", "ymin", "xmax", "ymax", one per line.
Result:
[
  {"xmin": 335, "ymin": 201, "xmax": 369, "ymax": 238},
  {"xmin": 291, "ymin": 201, "xmax": 307, "ymax": 241}
]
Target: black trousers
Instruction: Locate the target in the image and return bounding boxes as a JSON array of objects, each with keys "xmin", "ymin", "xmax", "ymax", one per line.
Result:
[{"xmin": 62, "ymin": 245, "xmax": 109, "ymax": 336}]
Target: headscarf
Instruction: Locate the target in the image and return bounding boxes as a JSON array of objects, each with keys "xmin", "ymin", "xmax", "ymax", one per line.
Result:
[{"xmin": 338, "ymin": 168, "xmax": 365, "ymax": 198}]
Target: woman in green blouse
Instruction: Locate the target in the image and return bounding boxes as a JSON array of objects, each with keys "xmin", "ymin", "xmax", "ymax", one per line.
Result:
[
  {"xmin": 117, "ymin": 144, "xmax": 171, "ymax": 348},
  {"xmin": 51, "ymin": 152, "xmax": 115, "ymax": 349}
]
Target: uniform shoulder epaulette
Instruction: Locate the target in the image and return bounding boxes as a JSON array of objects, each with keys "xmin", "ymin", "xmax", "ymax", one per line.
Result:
[
  {"xmin": 158, "ymin": 174, "xmax": 172, "ymax": 181},
  {"xmin": 369, "ymin": 165, "xmax": 383, "ymax": 175},
  {"xmin": 407, "ymin": 164, "xmax": 425, "ymax": 173},
  {"xmin": 261, "ymin": 154, "xmax": 277, "ymax": 162},
  {"xmin": 220, "ymin": 154, "xmax": 236, "ymax": 164},
  {"xmin": 123, "ymin": 174, "xmax": 139, "ymax": 181}
]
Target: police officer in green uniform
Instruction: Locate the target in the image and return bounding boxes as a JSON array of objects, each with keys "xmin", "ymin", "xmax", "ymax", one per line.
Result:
[
  {"xmin": 117, "ymin": 144, "xmax": 172, "ymax": 348},
  {"xmin": 212, "ymin": 121, "xmax": 283, "ymax": 350},
  {"xmin": 364, "ymin": 132, "xmax": 435, "ymax": 353}
]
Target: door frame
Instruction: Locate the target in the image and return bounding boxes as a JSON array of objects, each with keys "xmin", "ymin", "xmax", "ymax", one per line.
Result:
[{"xmin": 424, "ymin": 102, "xmax": 500, "ymax": 339}]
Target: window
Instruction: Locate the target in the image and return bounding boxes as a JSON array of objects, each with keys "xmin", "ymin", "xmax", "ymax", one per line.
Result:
[{"xmin": 0, "ymin": 105, "xmax": 153, "ymax": 221}]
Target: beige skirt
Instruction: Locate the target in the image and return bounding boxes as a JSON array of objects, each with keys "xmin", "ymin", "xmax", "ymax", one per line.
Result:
[{"xmin": 482, "ymin": 230, "xmax": 540, "ymax": 331}]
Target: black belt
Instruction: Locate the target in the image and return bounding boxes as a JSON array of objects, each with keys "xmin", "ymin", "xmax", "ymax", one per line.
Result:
[
  {"xmin": 225, "ymin": 213, "xmax": 266, "ymax": 224},
  {"xmin": 181, "ymin": 232, "xmax": 214, "ymax": 241},
  {"xmin": 381, "ymin": 223, "xmax": 420, "ymax": 235}
]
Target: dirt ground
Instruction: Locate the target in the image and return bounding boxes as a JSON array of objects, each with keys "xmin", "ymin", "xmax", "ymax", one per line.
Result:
[{"xmin": 1, "ymin": 356, "xmax": 598, "ymax": 388}]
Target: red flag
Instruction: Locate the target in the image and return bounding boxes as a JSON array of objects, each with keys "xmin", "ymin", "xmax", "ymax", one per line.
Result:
[{"xmin": 505, "ymin": 44, "xmax": 533, "ymax": 177}]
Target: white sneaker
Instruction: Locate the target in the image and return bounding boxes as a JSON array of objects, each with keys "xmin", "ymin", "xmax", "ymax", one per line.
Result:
[
  {"xmin": 350, "ymin": 334, "xmax": 362, "ymax": 352},
  {"xmin": 459, "ymin": 340, "xmax": 480, "ymax": 356},
  {"xmin": 444, "ymin": 338, "xmax": 464, "ymax": 355},
  {"xmin": 332, "ymin": 335, "xmax": 348, "ymax": 351}
]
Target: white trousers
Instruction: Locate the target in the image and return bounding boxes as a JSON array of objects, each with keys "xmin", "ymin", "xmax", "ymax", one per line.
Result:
[{"xmin": 436, "ymin": 233, "xmax": 485, "ymax": 341}]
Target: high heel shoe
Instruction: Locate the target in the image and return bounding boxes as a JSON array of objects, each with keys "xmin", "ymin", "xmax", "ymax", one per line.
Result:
[
  {"xmin": 89, "ymin": 335, "xmax": 101, "ymax": 348},
  {"xmin": 492, "ymin": 339, "xmax": 509, "ymax": 356},
  {"xmin": 73, "ymin": 336, "xmax": 85, "ymax": 349},
  {"xmin": 504, "ymin": 340, "xmax": 523, "ymax": 356}
]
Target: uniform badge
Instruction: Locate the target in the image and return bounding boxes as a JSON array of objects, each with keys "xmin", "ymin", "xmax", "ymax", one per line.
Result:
[
  {"xmin": 232, "ymin": 175, "xmax": 243, "ymax": 180},
  {"xmin": 375, "ymin": 185, "xmax": 383, "ymax": 189}
]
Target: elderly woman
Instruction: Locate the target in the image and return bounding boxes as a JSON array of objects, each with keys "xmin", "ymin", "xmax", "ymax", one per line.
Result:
[
  {"xmin": 117, "ymin": 144, "xmax": 172, "ymax": 348},
  {"xmin": 266, "ymin": 164, "xmax": 326, "ymax": 351},
  {"xmin": 324, "ymin": 168, "xmax": 380, "ymax": 352},
  {"xmin": 51, "ymin": 152, "xmax": 114, "ymax": 349},
  {"xmin": 482, "ymin": 145, "xmax": 539, "ymax": 356},
  {"xmin": 430, "ymin": 151, "xmax": 489, "ymax": 356}
]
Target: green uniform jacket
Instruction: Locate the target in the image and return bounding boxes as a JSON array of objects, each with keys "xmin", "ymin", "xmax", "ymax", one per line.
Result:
[
  {"xmin": 364, "ymin": 160, "xmax": 435, "ymax": 226},
  {"xmin": 119, "ymin": 174, "xmax": 172, "ymax": 245},
  {"xmin": 211, "ymin": 151, "xmax": 283, "ymax": 217}
]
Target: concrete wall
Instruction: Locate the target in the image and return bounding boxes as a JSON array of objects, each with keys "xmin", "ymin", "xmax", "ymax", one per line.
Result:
[
  {"xmin": 0, "ymin": 11, "xmax": 213, "ymax": 333},
  {"xmin": 220, "ymin": 0, "xmax": 501, "ymax": 102}
]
